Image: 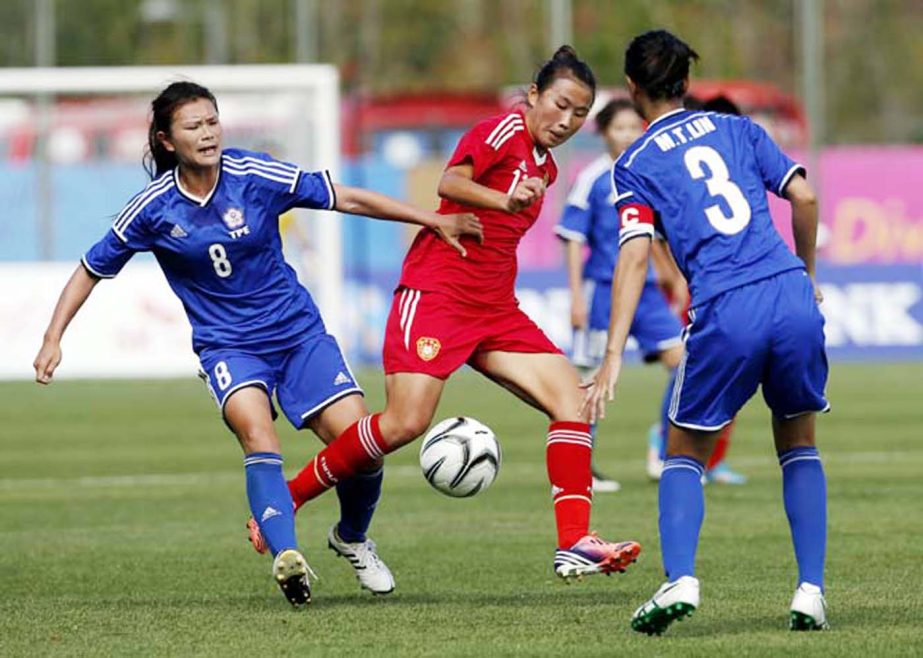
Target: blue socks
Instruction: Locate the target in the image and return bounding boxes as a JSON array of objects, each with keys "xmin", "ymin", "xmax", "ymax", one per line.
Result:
[
  {"xmin": 779, "ymin": 446, "xmax": 827, "ymax": 589},
  {"xmin": 335, "ymin": 466, "xmax": 384, "ymax": 543},
  {"xmin": 244, "ymin": 452, "xmax": 297, "ymax": 556},
  {"xmin": 659, "ymin": 455, "xmax": 705, "ymax": 581}
]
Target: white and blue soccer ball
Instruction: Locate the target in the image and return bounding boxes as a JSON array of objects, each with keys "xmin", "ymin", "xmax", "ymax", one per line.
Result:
[{"xmin": 419, "ymin": 417, "xmax": 501, "ymax": 497}]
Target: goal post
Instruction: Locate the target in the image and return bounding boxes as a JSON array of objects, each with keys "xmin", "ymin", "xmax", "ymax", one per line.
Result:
[{"xmin": 0, "ymin": 65, "xmax": 343, "ymax": 379}]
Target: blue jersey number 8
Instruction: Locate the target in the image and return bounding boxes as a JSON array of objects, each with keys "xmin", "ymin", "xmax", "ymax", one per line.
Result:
[{"xmin": 683, "ymin": 145, "xmax": 751, "ymax": 235}]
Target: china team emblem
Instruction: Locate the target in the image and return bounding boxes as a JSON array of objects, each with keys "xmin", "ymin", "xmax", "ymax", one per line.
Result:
[
  {"xmin": 416, "ymin": 337, "xmax": 441, "ymax": 361},
  {"xmin": 222, "ymin": 207, "xmax": 245, "ymax": 229}
]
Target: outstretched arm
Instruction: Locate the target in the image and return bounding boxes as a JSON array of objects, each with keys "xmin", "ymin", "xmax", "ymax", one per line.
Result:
[
  {"xmin": 784, "ymin": 174, "xmax": 821, "ymax": 302},
  {"xmin": 438, "ymin": 163, "xmax": 545, "ymax": 214},
  {"xmin": 332, "ymin": 183, "xmax": 483, "ymax": 257},
  {"xmin": 581, "ymin": 236, "xmax": 652, "ymax": 422},
  {"xmin": 34, "ymin": 265, "xmax": 100, "ymax": 384}
]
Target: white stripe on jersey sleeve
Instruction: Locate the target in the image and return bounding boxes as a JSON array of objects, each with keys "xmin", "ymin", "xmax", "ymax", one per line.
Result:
[
  {"xmin": 491, "ymin": 124, "xmax": 524, "ymax": 150},
  {"xmin": 321, "ymin": 170, "xmax": 336, "ymax": 209},
  {"xmin": 553, "ymin": 225, "xmax": 587, "ymax": 243},
  {"xmin": 113, "ymin": 177, "xmax": 175, "ymax": 241},
  {"xmin": 223, "ymin": 155, "xmax": 299, "ymax": 177},
  {"xmin": 112, "ymin": 173, "xmax": 173, "ymax": 234},
  {"xmin": 80, "ymin": 255, "xmax": 116, "ymax": 279},
  {"xmin": 222, "ymin": 163, "xmax": 296, "ymax": 186},
  {"xmin": 777, "ymin": 163, "xmax": 805, "ymax": 196},
  {"xmin": 485, "ymin": 114, "xmax": 521, "ymax": 146},
  {"xmin": 618, "ymin": 224, "xmax": 655, "ymax": 246}
]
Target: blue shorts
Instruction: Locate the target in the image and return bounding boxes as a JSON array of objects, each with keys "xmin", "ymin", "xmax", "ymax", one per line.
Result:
[
  {"xmin": 670, "ymin": 270, "xmax": 830, "ymax": 431},
  {"xmin": 198, "ymin": 333, "xmax": 363, "ymax": 429},
  {"xmin": 572, "ymin": 279, "xmax": 684, "ymax": 367}
]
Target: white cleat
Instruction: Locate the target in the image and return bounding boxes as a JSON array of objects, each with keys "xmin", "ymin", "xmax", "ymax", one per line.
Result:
[
  {"xmin": 790, "ymin": 582, "xmax": 829, "ymax": 630},
  {"xmin": 327, "ymin": 525, "xmax": 395, "ymax": 595},
  {"xmin": 271, "ymin": 549, "xmax": 314, "ymax": 608},
  {"xmin": 591, "ymin": 474, "xmax": 622, "ymax": 493},
  {"xmin": 631, "ymin": 576, "xmax": 700, "ymax": 635}
]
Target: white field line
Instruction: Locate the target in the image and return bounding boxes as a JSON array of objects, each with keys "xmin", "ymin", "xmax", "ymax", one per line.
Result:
[{"xmin": 0, "ymin": 450, "xmax": 919, "ymax": 492}]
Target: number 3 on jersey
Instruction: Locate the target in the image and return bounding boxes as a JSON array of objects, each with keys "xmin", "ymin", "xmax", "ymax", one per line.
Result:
[
  {"xmin": 208, "ymin": 243, "xmax": 233, "ymax": 278},
  {"xmin": 683, "ymin": 146, "xmax": 751, "ymax": 235}
]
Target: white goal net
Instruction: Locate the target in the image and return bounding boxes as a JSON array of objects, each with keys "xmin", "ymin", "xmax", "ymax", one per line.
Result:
[{"xmin": 0, "ymin": 65, "xmax": 341, "ymax": 379}]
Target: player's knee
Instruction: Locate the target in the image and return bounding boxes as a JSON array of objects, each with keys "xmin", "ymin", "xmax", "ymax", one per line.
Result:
[
  {"xmin": 235, "ymin": 423, "xmax": 279, "ymax": 454},
  {"xmin": 378, "ymin": 410, "xmax": 431, "ymax": 448}
]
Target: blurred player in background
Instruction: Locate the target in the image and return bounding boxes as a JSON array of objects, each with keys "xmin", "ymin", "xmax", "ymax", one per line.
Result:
[
  {"xmin": 253, "ymin": 46, "xmax": 642, "ymax": 583},
  {"xmin": 554, "ymin": 99, "xmax": 684, "ymax": 492},
  {"xmin": 585, "ymin": 30, "xmax": 829, "ymax": 633},
  {"xmin": 33, "ymin": 81, "xmax": 482, "ymax": 608}
]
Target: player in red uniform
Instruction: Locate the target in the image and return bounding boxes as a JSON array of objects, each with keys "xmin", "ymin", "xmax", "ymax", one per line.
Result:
[{"xmin": 250, "ymin": 46, "xmax": 641, "ymax": 582}]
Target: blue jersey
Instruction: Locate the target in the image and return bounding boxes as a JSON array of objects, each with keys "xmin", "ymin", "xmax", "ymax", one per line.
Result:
[
  {"xmin": 612, "ymin": 109, "xmax": 805, "ymax": 305},
  {"xmin": 556, "ymin": 155, "xmax": 656, "ymax": 284},
  {"xmin": 82, "ymin": 148, "xmax": 336, "ymax": 354}
]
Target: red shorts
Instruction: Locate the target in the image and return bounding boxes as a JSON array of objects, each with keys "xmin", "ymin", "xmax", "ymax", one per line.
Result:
[{"xmin": 383, "ymin": 287, "xmax": 562, "ymax": 379}]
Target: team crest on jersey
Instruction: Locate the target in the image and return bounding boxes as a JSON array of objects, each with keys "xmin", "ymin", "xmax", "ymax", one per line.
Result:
[
  {"xmin": 222, "ymin": 207, "xmax": 245, "ymax": 229},
  {"xmin": 416, "ymin": 337, "xmax": 441, "ymax": 361}
]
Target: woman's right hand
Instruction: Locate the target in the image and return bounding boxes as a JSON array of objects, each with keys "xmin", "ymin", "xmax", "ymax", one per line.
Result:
[
  {"xmin": 506, "ymin": 177, "xmax": 545, "ymax": 213},
  {"xmin": 34, "ymin": 338, "xmax": 62, "ymax": 385}
]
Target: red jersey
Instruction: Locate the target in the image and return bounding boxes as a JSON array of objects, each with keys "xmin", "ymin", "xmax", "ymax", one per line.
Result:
[{"xmin": 399, "ymin": 110, "xmax": 558, "ymax": 306}]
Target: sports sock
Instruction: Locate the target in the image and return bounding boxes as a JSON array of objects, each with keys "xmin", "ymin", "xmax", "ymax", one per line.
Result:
[
  {"xmin": 335, "ymin": 466, "xmax": 383, "ymax": 543},
  {"xmin": 546, "ymin": 421, "xmax": 593, "ymax": 548},
  {"xmin": 779, "ymin": 446, "xmax": 827, "ymax": 589},
  {"xmin": 659, "ymin": 370, "xmax": 677, "ymax": 461},
  {"xmin": 288, "ymin": 414, "xmax": 390, "ymax": 509},
  {"xmin": 659, "ymin": 455, "xmax": 705, "ymax": 581},
  {"xmin": 244, "ymin": 452, "xmax": 298, "ymax": 557}
]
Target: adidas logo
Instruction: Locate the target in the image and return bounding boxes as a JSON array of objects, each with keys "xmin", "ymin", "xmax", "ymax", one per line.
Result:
[
  {"xmin": 170, "ymin": 224, "xmax": 188, "ymax": 238},
  {"xmin": 518, "ymin": 160, "xmax": 528, "ymax": 172},
  {"xmin": 551, "ymin": 485, "xmax": 564, "ymax": 497},
  {"xmin": 261, "ymin": 506, "xmax": 282, "ymax": 522},
  {"xmin": 333, "ymin": 371, "xmax": 351, "ymax": 386}
]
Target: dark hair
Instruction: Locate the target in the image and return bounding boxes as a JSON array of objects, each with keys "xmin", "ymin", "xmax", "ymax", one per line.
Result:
[
  {"xmin": 703, "ymin": 94, "xmax": 741, "ymax": 116},
  {"xmin": 683, "ymin": 95, "xmax": 705, "ymax": 111},
  {"xmin": 534, "ymin": 45, "xmax": 596, "ymax": 99},
  {"xmin": 624, "ymin": 30, "xmax": 700, "ymax": 101},
  {"xmin": 594, "ymin": 98, "xmax": 639, "ymax": 132},
  {"xmin": 144, "ymin": 81, "xmax": 218, "ymax": 179}
]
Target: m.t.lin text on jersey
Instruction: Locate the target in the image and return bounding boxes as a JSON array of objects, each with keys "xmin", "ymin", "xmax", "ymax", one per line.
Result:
[{"xmin": 654, "ymin": 116, "xmax": 717, "ymax": 152}]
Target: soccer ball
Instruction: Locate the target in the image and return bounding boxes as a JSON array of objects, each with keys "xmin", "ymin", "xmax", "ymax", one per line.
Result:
[{"xmin": 419, "ymin": 417, "xmax": 501, "ymax": 497}]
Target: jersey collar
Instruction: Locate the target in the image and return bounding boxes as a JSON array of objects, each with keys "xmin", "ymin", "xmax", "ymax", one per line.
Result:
[
  {"xmin": 516, "ymin": 108, "xmax": 554, "ymax": 167},
  {"xmin": 173, "ymin": 166, "xmax": 221, "ymax": 207},
  {"xmin": 647, "ymin": 107, "xmax": 688, "ymax": 129}
]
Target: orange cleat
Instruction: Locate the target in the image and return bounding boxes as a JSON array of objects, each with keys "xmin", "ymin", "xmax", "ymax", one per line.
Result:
[
  {"xmin": 554, "ymin": 533, "xmax": 641, "ymax": 580},
  {"xmin": 247, "ymin": 517, "xmax": 268, "ymax": 555}
]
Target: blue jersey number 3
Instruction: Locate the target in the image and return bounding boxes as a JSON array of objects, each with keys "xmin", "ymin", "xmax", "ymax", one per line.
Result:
[{"xmin": 683, "ymin": 146, "xmax": 751, "ymax": 235}]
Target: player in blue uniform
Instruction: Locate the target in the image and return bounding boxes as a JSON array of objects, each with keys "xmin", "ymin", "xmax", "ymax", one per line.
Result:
[
  {"xmin": 33, "ymin": 81, "xmax": 482, "ymax": 608},
  {"xmin": 583, "ymin": 31, "xmax": 829, "ymax": 634},
  {"xmin": 555, "ymin": 99, "xmax": 684, "ymax": 492}
]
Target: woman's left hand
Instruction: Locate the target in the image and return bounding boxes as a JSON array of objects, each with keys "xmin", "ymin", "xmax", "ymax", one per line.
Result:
[{"xmin": 431, "ymin": 213, "xmax": 484, "ymax": 257}]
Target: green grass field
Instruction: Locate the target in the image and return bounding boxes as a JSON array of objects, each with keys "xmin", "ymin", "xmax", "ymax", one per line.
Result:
[{"xmin": 1, "ymin": 362, "xmax": 921, "ymax": 656}]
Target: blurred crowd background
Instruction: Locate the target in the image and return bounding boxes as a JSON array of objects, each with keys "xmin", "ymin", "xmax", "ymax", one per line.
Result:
[{"xmin": 0, "ymin": 0, "xmax": 920, "ymax": 376}]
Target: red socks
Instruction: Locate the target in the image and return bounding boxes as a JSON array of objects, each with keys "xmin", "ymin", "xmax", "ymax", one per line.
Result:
[
  {"xmin": 546, "ymin": 421, "xmax": 593, "ymax": 548},
  {"xmin": 288, "ymin": 414, "xmax": 389, "ymax": 510}
]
